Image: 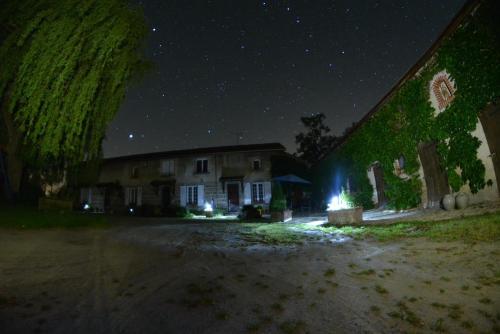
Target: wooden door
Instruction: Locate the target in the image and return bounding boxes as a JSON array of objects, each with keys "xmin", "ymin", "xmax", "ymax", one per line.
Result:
[
  {"xmin": 227, "ymin": 184, "xmax": 239, "ymax": 211},
  {"xmin": 373, "ymin": 164, "xmax": 386, "ymax": 207},
  {"xmin": 479, "ymin": 103, "xmax": 500, "ymax": 194},
  {"xmin": 161, "ymin": 186, "xmax": 171, "ymax": 208},
  {"xmin": 418, "ymin": 141, "xmax": 449, "ymax": 208}
]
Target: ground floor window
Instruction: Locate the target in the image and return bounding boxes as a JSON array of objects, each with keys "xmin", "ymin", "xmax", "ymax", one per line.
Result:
[
  {"xmin": 126, "ymin": 187, "xmax": 141, "ymax": 206},
  {"xmin": 187, "ymin": 185, "xmax": 198, "ymax": 205},
  {"xmin": 252, "ymin": 183, "xmax": 264, "ymax": 203}
]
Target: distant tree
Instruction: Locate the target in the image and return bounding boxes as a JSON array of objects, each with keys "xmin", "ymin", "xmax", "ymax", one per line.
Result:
[
  {"xmin": 342, "ymin": 121, "xmax": 358, "ymax": 136},
  {"xmin": 295, "ymin": 113, "xmax": 337, "ymax": 165},
  {"xmin": 0, "ymin": 0, "xmax": 149, "ymax": 196}
]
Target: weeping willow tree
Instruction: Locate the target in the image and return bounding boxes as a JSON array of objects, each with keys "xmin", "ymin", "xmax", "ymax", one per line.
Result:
[{"xmin": 0, "ymin": 0, "xmax": 149, "ymax": 195}]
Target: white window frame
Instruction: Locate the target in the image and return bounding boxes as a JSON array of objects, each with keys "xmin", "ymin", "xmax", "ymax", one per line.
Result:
[
  {"xmin": 187, "ymin": 185, "xmax": 198, "ymax": 205},
  {"xmin": 161, "ymin": 159, "xmax": 175, "ymax": 176},
  {"xmin": 196, "ymin": 158, "xmax": 208, "ymax": 174},
  {"xmin": 126, "ymin": 187, "xmax": 141, "ymax": 206},
  {"xmin": 252, "ymin": 183, "xmax": 264, "ymax": 204}
]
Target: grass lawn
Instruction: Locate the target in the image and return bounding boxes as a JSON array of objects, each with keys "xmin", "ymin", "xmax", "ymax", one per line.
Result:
[
  {"xmin": 0, "ymin": 205, "xmax": 108, "ymax": 229},
  {"xmin": 240, "ymin": 212, "xmax": 500, "ymax": 244},
  {"xmin": 329, "ymin": 211, "xmax": 500, "ymax": 242},
  {"xmin": 239, "ymin": 223, "xmax": 312, "ymax": 245}
]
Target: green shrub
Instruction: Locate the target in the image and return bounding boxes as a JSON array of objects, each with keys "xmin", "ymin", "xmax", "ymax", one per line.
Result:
[{"xmin": 270, "ymin": 182, "xmax": 286, "ymax": 212}]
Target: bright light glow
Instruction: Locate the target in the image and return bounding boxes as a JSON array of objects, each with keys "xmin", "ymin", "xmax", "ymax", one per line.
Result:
[
  {"xmin": 327, "ymin": 195, "xmax": 350, "ymax": 211},
  {"xmin": 129, "ymin": 207, "xmax": 134, "ymax": 213},
  {"xmin": 204, "ymin": 202, "xmax": 213, "ymax": 212},
  {"xmin": 83, "ymin": 204, "xmax": 90, "ymax": 210},
  {"xmin": 307, "ymin": 220, "xmax": 326, "ymax": 226}
]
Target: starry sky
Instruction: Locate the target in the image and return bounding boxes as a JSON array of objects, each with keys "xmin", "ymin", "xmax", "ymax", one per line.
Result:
[{"xmin": 103, "ymin": 0, "xmax": 466, "ymax": 158}]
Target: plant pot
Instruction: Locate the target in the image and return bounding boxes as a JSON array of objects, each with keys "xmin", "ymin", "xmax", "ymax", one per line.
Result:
[
  {"xmin": 455, "ymin": 192, "xmax": 469, "ymax": 209},
  {"xmin": 442, "ymin": 194, "xmax": 455, "ymax": 211},
  {"xmin": 271, "ymin": 209, "xmax": 293, "ymax": 222},
  {"xmin": 205, "ymin": 211, "xmax": 213, "ymax": 218}
]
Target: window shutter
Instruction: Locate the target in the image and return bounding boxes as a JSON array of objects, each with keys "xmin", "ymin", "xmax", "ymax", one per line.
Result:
[
  {"xmin": 243, "ymin": 183, "xmax": 251, "ymax": 204},
  {"xmin": 125, "ymin": 187, "xmax": 130, "ymax": 205},
  {"xmin": 263, "ymin": 182, "xmax": 272, "ymax": 204},
  {"xmin": 137, "ymin": 187, "xmax": 142, "ymax": 206},
  {"xmin": 180, "ymin": 186, "xmax": 187, "ymax": 206},
  {"xmin": 197, "ymin": 185, "xmax": 204, "ymax": 207}
]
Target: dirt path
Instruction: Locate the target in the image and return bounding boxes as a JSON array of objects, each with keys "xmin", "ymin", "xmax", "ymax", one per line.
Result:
[{"xmin": 0, "ymin": 223, "xmax": 499, "ymax": 333}]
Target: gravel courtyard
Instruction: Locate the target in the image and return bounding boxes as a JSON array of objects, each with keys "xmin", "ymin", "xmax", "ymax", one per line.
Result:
[{"xmin": 0, "ymin": 218, "xmax": 499, "ymax": 334}]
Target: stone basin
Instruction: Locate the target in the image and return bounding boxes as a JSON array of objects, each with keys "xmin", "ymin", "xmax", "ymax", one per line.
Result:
[{"xmin": 327, "ymin": 207, "xmax": 363, "ymax": 225}]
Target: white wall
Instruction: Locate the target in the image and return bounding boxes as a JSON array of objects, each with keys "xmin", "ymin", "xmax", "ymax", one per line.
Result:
[
  {"xmin": 366, "ymin": 167, "xmax": 378, "ymax": 205},
  {"xmin": 457, "ymin": 119, "xmax": 499, "ymax": 203},
  {"xmin": 416, "ymin": 155, "xmax": 429, "ymax": 208}
]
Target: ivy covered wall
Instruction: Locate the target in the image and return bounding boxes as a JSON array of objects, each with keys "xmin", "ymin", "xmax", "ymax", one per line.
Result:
[{"xmin": 315, "ymin": 0, "xmax": 500, "ymax": 210}]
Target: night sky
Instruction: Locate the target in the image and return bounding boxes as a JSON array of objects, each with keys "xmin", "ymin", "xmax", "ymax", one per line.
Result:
[{"xmin": 103, "ymin": 0, "xmax": 466, "ymax": 158}]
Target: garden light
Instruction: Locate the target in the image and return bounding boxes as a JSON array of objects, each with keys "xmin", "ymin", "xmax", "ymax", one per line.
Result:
[{"xmin": 204, "ymin": 202, "xmax": 213, "ymax": 212}]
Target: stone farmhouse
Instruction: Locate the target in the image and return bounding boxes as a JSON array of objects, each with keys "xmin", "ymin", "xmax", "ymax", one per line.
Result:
[
  {"xmin": 80, "ymin": 143, "xmax": 287, "ymax": 213},
  {"xmin": 318, "ymin": 0, "xmax": 499, "ymax": 209}
]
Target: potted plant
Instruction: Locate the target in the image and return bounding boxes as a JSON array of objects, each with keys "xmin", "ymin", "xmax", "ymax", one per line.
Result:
[{"xmin": 270, "ymin": 183, "xmax": 292, "ymax": 222}]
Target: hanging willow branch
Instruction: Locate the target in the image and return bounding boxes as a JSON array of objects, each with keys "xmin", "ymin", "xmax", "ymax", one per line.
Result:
[{"xmin": 0, "ymin": 0, "xmax": 149, "ymax": 167}]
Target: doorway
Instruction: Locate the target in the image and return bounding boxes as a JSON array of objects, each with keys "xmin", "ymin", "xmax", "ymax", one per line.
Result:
[
  {"xmin": 418, "ymin": 141, "xmax": 450, "ymax": 208},
  {"xmin": 479, "ymin": 103, "xmax": 500, "ymax": 194},
  {"xmin": 161, "ymin": 186, "xmax": 172, "ymax": 208},
  {"xmin": 372, "ymin": 163, "xmax": 386, "ymax": 207},
  {"xmin": 227, "ymin": 183, "xmax": 240, "ymax": 212}
]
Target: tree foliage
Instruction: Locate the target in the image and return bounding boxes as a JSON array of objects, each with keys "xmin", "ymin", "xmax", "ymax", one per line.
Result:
[
  {"xmin": 0, "ymin": 0, "xmax": 149, "ymax": 168},
  {"xmin": 295, "ymin": 113, "xmax": 337, "ymax": 165}
]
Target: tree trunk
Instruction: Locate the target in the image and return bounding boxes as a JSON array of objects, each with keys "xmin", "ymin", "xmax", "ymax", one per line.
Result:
[{"xmin": 1, "ymin": 101, "xmax": 23, "ymax": 198}]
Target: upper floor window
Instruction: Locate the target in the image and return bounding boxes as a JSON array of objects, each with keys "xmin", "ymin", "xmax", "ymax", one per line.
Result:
[
  {"xmin": 161, "ymin": 159, "xmax": 175, "ymax": 176},
  {"xmin": 196, "ymin": 159, "xmax": 208, "ymax": 174},
  {"xmin": 253, "ymin": 159, "xmax": 261, "ymax": 170},
  {"xmin": 252, "ymin": 183, "xmax": 264, "ymax": 203},
  {"xmin": 130, "ymin": 166, "xmax": 139, "ymax": 178}
]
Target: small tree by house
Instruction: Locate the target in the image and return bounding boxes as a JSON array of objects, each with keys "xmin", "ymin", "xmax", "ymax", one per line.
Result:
[{"xmin": 270, "ymin": 182, "xmax": 286, "ymax": 212}]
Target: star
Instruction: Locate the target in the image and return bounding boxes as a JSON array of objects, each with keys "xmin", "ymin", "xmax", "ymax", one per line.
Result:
[{"xmin": 103, "ymin": 0, "xmax": 464, "ymax": 158}]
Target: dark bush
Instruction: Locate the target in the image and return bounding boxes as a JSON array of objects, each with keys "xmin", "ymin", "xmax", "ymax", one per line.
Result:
[
  {"xmin": 163, "ymin": 205, "xmax": 189, "ymax": 217},
  {"xmin": 241, "ymin": 205, "xmax": 262, "ymax": 219}
]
